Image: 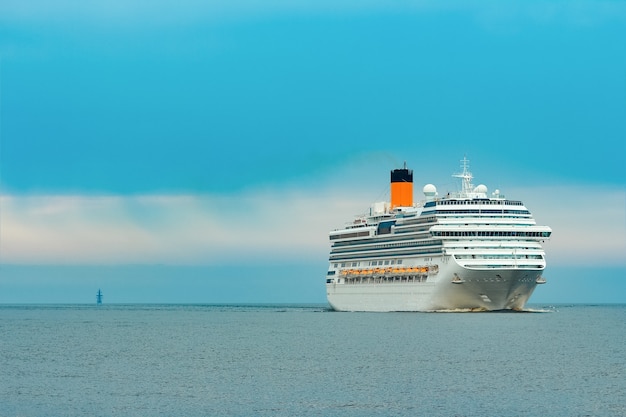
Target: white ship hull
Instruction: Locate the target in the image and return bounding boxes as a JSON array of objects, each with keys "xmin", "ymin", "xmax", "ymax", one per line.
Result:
[{"xmin": 326, "ymin": 257, "xmax": 543, "ymax": 312}]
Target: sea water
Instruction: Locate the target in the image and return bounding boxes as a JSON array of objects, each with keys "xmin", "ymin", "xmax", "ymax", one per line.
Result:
[{"xmin": 0, "ymin": 304, "xmax": 624, "ymax": 417}]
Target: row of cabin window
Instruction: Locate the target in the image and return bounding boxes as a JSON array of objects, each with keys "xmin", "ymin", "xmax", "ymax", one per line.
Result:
[
  {"xmin": 433, "ymin": 231, "xmax": 550, "ymax": 237},
  {"xmin": 334, "ymin": 259, "xmax": 403, "ymax": 268},
  {"xmin": 436, "ymin": 209, "xmax": 530, "ymax": 215},
  {"xmin": 454, "ymin": 254, "xmax": 544, "ymax": 260},
  {"xmin": 438, "ymin": 200, "xmax": 522, "ymax": 206}
]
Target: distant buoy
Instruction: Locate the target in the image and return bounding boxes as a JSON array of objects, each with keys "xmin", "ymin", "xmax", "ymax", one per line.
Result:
[{"xmin": 96, "ymin": 289, "xmax": 103, "ymax": 305}]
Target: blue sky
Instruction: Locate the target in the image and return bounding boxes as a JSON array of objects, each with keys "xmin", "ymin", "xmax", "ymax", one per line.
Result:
[{"xmin": 1, "ymin": 0, "xmax": 625, "ymax": 303}]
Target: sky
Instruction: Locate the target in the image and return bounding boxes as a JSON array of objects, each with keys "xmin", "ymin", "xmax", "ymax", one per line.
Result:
[{"xmin": 0, "ymin": 0, "xmax": 625, "ymax": 303}]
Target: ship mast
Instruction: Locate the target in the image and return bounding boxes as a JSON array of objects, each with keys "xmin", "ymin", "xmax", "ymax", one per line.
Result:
[{"xmin": 452, "ymin": 156, "xmax": 473, "ymax": 197}]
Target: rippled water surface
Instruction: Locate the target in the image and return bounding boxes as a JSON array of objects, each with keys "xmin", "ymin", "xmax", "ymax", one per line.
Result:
[{"xmin": 1, "ymin": 304, "xmax": 624, "ymax": 416}]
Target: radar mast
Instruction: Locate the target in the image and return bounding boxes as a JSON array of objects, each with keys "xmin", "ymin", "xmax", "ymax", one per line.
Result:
[{"xmin": 452, "ymin": 156, "xmax": 474, "ymax": 197}]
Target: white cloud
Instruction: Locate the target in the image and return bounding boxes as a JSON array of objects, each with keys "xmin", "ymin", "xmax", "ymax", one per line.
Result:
[
  {"xmin": 509, "ymin": 185, "xmax": 626, "ymax": 267},
  {"xmin": 1, "ymin": 182, "xmax": 624, "ymax": 266},
  {"xmin": 0, "ymin": 187, "xmax": 372, "ymax": 265}
]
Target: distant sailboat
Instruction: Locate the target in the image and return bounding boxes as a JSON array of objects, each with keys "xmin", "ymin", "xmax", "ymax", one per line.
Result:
[{"xmin": 96, "ymin": 289, "xmax": 103, "ymax": 305}]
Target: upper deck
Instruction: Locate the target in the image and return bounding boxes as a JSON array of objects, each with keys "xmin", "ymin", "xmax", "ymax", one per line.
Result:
[{"xmin": 329, "ymin": 157, "xmax": 551, "ymax": 242}]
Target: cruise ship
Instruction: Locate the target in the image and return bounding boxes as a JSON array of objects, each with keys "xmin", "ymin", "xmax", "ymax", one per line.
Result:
[{"xmin": 325, "ymin": 157, "xmax": 552, "ymax": 312}]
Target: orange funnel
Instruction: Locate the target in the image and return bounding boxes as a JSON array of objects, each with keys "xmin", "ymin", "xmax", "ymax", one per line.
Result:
[{"xmin": 390, "ymin": 165, "xmax": 413, "ymax": 208}]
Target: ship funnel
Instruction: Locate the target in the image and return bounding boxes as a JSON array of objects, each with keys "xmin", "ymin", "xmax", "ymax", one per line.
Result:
[{"xmin": 390, "ymin": 163, "xmax": 413, "ymax": 208}]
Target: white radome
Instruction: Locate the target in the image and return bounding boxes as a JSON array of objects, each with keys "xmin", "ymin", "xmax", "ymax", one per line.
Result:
[
  {"xmin": 474, "ymin": 184, "xmax": 488, "ymax": 194},
  {"xmin": 423, "ymin": 183, "xmax": 437, "ymax": 197}
]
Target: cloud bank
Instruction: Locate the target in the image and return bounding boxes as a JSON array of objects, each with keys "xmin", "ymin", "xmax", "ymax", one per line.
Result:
[
  {"xmin": 1, "ymin": 183, "xmax": 624, "ymax": 266},
  {"xmin": 0, "ymin": 187, "xmax": 371, "ymax": 265},
  {"xmin": 514, "ymin": 185, "xmax": 626, "ymax": 267}
]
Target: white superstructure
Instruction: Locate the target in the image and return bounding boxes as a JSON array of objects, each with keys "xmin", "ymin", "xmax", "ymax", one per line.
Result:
[{"xmin": 325, "ymin": 157, "xmax": 552, "ymax": 312}]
